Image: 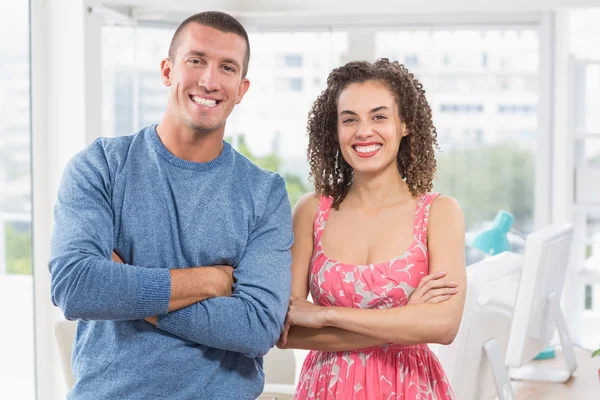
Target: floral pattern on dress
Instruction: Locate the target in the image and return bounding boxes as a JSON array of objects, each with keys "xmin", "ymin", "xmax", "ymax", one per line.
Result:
[{"xmin": 294, "ymin": 193, "xmax": 454, "ymax": 400}]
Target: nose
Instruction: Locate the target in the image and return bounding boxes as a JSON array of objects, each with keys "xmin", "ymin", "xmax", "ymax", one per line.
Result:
[
  {"xmin": 356, "ymin": 121, "xmax": 374, "ymax": 140},
  {"xmin": 198, "ymin": 65, "xmax": 219, "ymax": 92}
]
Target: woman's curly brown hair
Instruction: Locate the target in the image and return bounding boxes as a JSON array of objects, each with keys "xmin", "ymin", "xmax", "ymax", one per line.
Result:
[{"xmin": 307, "ymin": 58, "xmax": 438, "ymax": 209}]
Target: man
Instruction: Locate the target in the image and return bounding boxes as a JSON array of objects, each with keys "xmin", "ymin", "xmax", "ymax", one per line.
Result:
[{"xmin": 49, "ymin": 11, "xmax": 293, "ymax": 400}]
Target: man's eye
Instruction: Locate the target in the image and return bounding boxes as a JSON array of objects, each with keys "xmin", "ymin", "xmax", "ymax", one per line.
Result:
[
  {"xmin": 373, "ymin": 115, "xmax": 387, "ymax": 120},
  {"xmin": 223, "ymin": 65, "xmax": 236, "ymax": 73}
]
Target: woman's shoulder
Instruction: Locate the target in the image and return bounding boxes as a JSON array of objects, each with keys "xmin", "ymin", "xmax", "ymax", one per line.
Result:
[
  {"xmin": 429, "ymin": 194, "xmax": 461, "ymax": 211},
  {"xmin": 293, "ymin": 192, "xmax": 322, "ymax": 218},
  {"xmin": 428, "ymin": 194, "xmax": 464, "ymax": 229}
]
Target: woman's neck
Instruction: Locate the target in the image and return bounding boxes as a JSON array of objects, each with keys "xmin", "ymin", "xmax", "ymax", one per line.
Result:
[{"xmin": 345, "ymin": 166, "xmax": 413, "ymax": 211}]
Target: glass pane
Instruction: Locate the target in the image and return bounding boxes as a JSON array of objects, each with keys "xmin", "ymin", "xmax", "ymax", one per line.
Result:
[
  {"xmin": 226, "ymin": 31, "xmax": 348, "ymax": 208},
  {"xmin": 583, "ymin": 212, "xmax": 600, "ymax": 348},
  {"xmin": 102, "ymin": 26, "xmax": 171, "ymax": 137},
  {"xmin": 0, "ymin": 0, "xmax": 34, "ymax": 398},
  {"xmin": 573, "ymin": 65, "xmax": 600, "ymax": 134},
  {"xmin": 579, "ymin": 138, "xmax": 600, "ymax": 167},
  {"xmin": 570, "ymin": 8, "xmax": 600, "ymax": 60},
  {"xmin": 376, "ymin": 29, "xmax": 538, "ymax": 233}
]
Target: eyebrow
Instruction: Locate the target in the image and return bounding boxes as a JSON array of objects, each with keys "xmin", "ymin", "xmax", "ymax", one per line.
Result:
[
  {"xmin": 339, "ymin": 106, "xmax": 390, "ymax": 116},
  {"xmin": 183, "ymin": 50, "xmax": 242, "ymax": 71}
]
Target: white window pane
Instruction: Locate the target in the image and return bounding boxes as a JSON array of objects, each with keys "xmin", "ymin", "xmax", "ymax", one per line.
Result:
[
  {"xmin": 376, "ymin": 29, "xmax": 538, "ymax": 233},
  {"xmin": 583, "ymin": 213, "xmax": 600, "ymax": 348},
  {"xmin": 573, "ymin": 65, "xmax": 600, "ymax": 134},
  {"xmin": 226, "ymin": 31, "xmax": 348, "ymax": 207},
  {"xmin": 102, "ymin": 26, "xmax": 171, "ymax": 137},
  {"xmin": 0, "ymin": 1, "xmax": 34, "ymax": 398}
]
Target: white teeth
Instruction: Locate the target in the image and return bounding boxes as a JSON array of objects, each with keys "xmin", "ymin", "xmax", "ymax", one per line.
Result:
[
  {"xmin": 355, "ymin": 144, "xmax": 382, "ymax": 153},
  {"xmin": 191, "ymin": 96, "xmax": 217, "ymax": 107}
]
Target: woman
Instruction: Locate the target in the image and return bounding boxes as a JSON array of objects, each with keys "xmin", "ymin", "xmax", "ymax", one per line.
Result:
[{"xmin": 277, "ymin": 59, "xmax": 466, "ymax": 399}]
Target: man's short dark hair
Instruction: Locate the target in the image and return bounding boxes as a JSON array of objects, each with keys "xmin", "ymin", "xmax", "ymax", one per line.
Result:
[{"xmin": 168, "ymin": 11, "xmax": 251, "ymax": 78}]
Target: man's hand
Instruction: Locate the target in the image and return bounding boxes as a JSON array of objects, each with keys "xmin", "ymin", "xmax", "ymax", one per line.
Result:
[
  {"xmin": 112, "ymin": 251, "xmax": 124, "ymax": 263},
  {"xmin": 406, "ymin": 271, "xmax": 458, "ymax": 305}
]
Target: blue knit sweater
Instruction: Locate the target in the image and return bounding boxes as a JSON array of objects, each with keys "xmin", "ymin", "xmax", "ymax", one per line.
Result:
[{"xmin": 49, "ymin": 125, "xmax": 293, "ymax": 399}]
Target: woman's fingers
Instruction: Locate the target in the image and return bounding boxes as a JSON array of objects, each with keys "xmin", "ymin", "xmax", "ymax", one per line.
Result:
[
  {"xmin": 426, "ymin": 294, "xmax": 452, "ymax": 304},
  {"xmin": 416, "ymin": 271, "xmax": 447, "ymax": 289},
  {"xmin": 424, "ymin": 287, "xmax": 458, "ymax": 301}
]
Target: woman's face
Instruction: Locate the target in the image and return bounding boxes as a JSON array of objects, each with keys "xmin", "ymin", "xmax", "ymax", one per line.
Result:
[{"xmin": 336, "ymin": 80, "xmax": 408, "ymax": 175}]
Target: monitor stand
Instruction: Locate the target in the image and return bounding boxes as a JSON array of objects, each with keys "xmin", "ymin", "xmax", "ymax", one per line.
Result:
[
  {"xmin": 509, "ymin": 291, "xmax": 578, "ymax": 383},
  {"xmin": 483, "ymin": 338, "xmax": 516, "ymax": 400}
]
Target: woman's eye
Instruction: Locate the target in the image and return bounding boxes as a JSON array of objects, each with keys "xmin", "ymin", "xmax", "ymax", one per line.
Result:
[{"xmin": 373, "ymin": 114, "xmax": 387, "ymax": 120}]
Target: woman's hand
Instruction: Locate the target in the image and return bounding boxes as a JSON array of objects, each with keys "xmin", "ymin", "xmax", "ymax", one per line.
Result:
[
  {"xmin": 287, "ymin": 296, "xmax": 329, "ymax": 328},
  {"xmin": 276, "ymin": 319, "xmax": 291, "ymax": 349},
  {"xmin": 407, "ymin": 271, "xmax": 459, "ymax": 305},
  {"xmin": 277, "ymin": 296, "xmax": 329, "ymax": 348}
]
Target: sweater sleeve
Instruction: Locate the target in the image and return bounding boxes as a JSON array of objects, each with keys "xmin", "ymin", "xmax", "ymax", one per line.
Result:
[
  {"xmin": 156, "ymin": 175, "xmax": 293, "ymax": 358},
  {"xmin": 49, "ymin": 141, "xmax": 171, "ymax": 321}
]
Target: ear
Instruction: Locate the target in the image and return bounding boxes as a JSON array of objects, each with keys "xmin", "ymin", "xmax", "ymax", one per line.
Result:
[
  {"xmin": 235, "ymin": 78, "xmax": 251, "ymax": 105},
  {"xmin": 160, "ymin": 58, "xmax": 173, "ymax": 87},
  {"xmin": 400, "ymin": 122, "xmax": 409, "ymax": 137}
]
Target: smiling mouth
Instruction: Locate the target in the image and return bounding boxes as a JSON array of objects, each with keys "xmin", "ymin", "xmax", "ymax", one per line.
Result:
[
  {"xmin": 190, "ymin": 95, "xmax": 221, "ymax": 108},
  {"xmin": 353, "ymin": 144, "xmax": 382, "ymax": 154}
]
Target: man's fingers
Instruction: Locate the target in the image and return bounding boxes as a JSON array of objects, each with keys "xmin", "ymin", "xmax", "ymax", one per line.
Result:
[{"xmin": 112, "ymin": 251, "xmax": 124, "ymax": 263}]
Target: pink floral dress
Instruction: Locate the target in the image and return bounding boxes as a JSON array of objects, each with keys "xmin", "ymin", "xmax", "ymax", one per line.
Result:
[{"xmin": 294, "ymin": 193, "xmax": 454, "ymax": 400}]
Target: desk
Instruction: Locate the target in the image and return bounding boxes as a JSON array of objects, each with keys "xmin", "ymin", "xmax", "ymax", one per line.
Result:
[{"xmin": 512, "ymin": 347, "xmax": 600, "ymax": 399}]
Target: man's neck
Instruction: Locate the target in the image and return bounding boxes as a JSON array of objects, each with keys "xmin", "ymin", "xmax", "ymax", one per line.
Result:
[{"xmin": 156, "ymin": 120, "xmax": 225, "ymax": 163}]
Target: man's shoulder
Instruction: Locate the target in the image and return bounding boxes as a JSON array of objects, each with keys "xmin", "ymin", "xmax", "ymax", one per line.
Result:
[
  {"xmin": 74, "ymin": 129, "xmax": 144, "ymax": 166},
  {"xmin": 230, "ymin": 147, "xmax": 284, "ymax": 185}
]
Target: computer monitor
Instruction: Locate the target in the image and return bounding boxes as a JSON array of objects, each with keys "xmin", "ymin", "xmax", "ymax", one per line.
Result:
[
  {"xmin": 436, "ymin": 251, "xmax": 523, "ymax": 400},
  {"xmin": 505, "ymin": 223, "xmax": 576, "ymax": 383}
]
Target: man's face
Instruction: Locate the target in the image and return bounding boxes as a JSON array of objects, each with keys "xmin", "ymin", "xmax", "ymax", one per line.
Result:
[{"xmin": 161, "ymin": 24, "xmax": 250, "ymax": 136}]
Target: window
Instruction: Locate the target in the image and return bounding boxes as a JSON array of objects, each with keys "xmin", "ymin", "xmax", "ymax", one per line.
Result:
[
  {"xmin": 404, "ymin": 54, "xmax": 419, "ymax": 67},
  {"xmin": 102, "ymin": 26, "xmax": 171, "ymax": 137},
  {"xmin": 440, "ymin": 104, "xmax": 484, "ymax": 114},
  {"xmin": 377, "ymin": 29, "xmax": 538, "ymax": 233},
  {"xmin": 227, "ymin": 31, "xmax": 348, "ymax": 207},
  {"xmin": 279, "ymin": 54, "xmax": 303, "ymax": 68},
  {"xmin": 0, "ymin": 1, "xmax": 34, "ymax": 398},
  {"xmin": 275, "ymin": 77, "xmax": 303, "ymax": 92},
  {"xmin": 498, "ymin": 104, "xmax": 537, "ymax": 114}
]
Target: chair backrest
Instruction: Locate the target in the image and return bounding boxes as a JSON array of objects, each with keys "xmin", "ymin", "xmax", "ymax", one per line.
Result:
[
  {"xmin": 54, "ymin": 319, "xmax": 77, "ymax": 390},
  {"xmin": 261, "ymin": 347, "xmax": 310, "ymax": 398}
]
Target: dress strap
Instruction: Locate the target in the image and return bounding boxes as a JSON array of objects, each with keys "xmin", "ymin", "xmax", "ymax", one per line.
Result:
[
  {"xmin": 413, "ymin": 192, "xmax": 441, "ymax": 245},
  {"xmin": 313, "ymin": 195, "xmax": 334, "ymax": 244}
]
